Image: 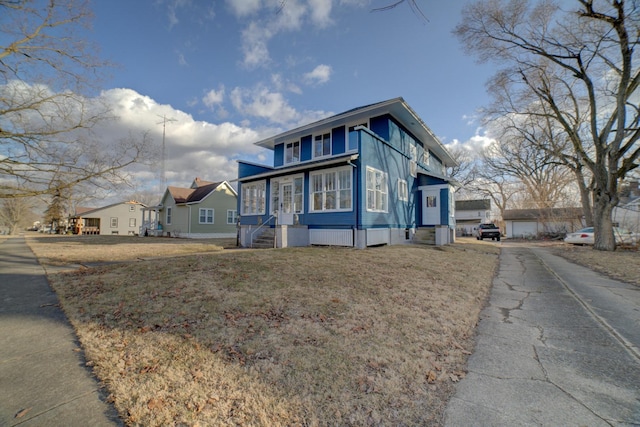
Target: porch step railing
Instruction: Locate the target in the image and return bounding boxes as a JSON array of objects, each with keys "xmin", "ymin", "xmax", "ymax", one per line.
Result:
[{"xmin": 250, "ymin": 215, "xmax": 277, "ymax": 248}]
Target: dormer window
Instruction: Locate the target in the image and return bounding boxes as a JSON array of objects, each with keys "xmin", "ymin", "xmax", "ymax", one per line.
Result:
[
  {"xmin": 314, "ymin": 133, "xmax": 331, "ymax": 158},
  {"xmin": 285, "ymin": 141, "xmax": 300, "ymax": 164}
]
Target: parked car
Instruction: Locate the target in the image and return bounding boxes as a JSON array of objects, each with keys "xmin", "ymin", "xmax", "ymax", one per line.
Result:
[
  {"xmin": 476, "ymin": 223, "xmax": 501, "ymax": 241},
  {"xmin": 564, "ymin": 227, "xmax": 638, "ymax": 245}
]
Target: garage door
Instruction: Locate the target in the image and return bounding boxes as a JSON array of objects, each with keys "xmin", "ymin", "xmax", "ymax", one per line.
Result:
[{"xmin": 512, "ymin": 221, "xmax": 538, "ymax": 238}]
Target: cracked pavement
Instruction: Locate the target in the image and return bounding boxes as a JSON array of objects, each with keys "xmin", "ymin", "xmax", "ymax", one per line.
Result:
[{"xmin": 444, "ymin": 244, "xmax": 640, "ymax": 426}]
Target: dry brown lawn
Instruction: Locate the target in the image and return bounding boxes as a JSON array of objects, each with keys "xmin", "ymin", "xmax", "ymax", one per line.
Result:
[
  {"xmin": 27, "ymin": 235, "xmax": 500, "ymax": 426},
  {"xmin": 551, "ymin": 243, "xmax": 640, "ymax": 286}
]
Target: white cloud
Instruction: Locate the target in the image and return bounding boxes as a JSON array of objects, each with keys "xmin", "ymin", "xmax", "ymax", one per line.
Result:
[
  {"xmin": 230, "ymin": 84, "xmax": 333, "ymax": 127},
  {"xmin": 304, "ymin": 64, "xmax": 333, "ymax": 85},
  {"xmin": 309, "ymin": 0, "xmax": 333, "ymax": 27},
  {"xmin": 226, "ymin": 0, "xmax": 262, "ymax": 17},
  {"xmin": 230, "ymin": 86, "xmax": 299, "ymax": 124},
  {"xmin": 202, "ymin": 86, "xmax": 225, "ymax": 108},
  {"xmin": 95, "ymin": 88, "xmax": 268, "ymax": 191}
]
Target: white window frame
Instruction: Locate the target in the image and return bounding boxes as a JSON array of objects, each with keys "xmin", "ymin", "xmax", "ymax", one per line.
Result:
[
  {"xmin": 241, "ymin": 180, "xmax": 266, "ymax": 215},
  {"xmin": 166, "ymin": 207, "xmax": 172, "ymax": 225},
  {"xmin": 309, "ymin": 166, "xmax": 352, "ymax": 213},
  {"xmin": 129, "ymin": 218, "xmax": 136, "ymax": 227},
  {"xmin": 270, "ymin": 174, "xmax": 304, "ymax": 215},
  {"xmin": 110, "ymin": 217, "xmax": 118, "ymax": 228},
  {"xmin": 227, "ymin": 210, "xmax": 238, "ymax": 225},
  {"xmin": 366, "ymin": 166, "xmax": 388, "ymax": 213},
  {"xmin": 285, "ymin": 140, "xmax": 300, "ymax": 164},
  {"xmin": 199, "ymin": 208, "xmax": 214, "ymax": 224},
  {"xmin": 313, "ymin": 132, "xmax": 331, "ymax": 159},
  {"xmin": 423, "ymin": 150, "xmax": 431, "ymax": 166},
  {"xmin": 398, "ymin": 179, "xmax": 408, "ymax": 202},
  {"xmin": 129, "ymin": 205, "xmax": 136, "ymax": 212}
]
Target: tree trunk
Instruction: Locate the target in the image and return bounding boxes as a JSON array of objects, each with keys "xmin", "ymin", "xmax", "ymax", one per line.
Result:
[
  {"xmin": 592, "ymin": 190, "xmax": 616, "ymax": 251},
  {"xmin": 574, "ymin": 169, "xmax": 593, "ymax": 227}
]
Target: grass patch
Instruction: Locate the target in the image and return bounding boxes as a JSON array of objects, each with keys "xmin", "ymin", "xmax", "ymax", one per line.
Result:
[
  {"xmin": 552, "ymin": 244, "xmax": 640, "ymax": 286},
  {"xmin": 30, "ymin": 238, "xmax": 499, "ymax": 426}
]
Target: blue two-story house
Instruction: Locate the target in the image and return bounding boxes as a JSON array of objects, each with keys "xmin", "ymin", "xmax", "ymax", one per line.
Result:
[{"xmin": 237, "ymin": 97, "xmax": 457, "ymax": 248}]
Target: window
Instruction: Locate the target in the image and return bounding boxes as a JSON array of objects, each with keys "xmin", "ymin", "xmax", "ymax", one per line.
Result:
[
  {"xmin": 398, "ymin": 179, "xmax": 408, "ymax": 202},
  {"xmin": 426, "ymin": 196, "xmax": 437, "ymax": 208},
  {"xmin": 166, "ymin": 207, "xmax": 172, "ymax": 225},
  {"xmin": 242, "ymin": 181, "xmax": 266, "ymax": 215},
  {"xmin": 310, "ymin": 167, "xmax": 352, "ymax": 212},
  {"xmin": 314, "ymin": 133, "xmax": 331, "ymax": 158},
  {"xmin": 423, "ymin": 150, "xmax": 431, "ymax": 166},
  {"xmin": 110, "ymin": 217, "xmax": 118, "ymax": 228},
  {"xmin": 227, "ymin": 210, "xmax": 238, "ymax": 225},
  {"xmin": 285, "ymin": 141, "xmax": 300, "ymax": 164},
  {"xmin": 129, "ymin": 218, "xmax": 136, "ymax": 227},
  {"xmin": 347, "ymin": 122, "xmax": 367, "ymax": 151},
  {"xmin": 366, "ymin": 167, "xmax": 387, "ymax": 212},
  {"xmin": 199, "ymin": 208, "xmax": 214, "ymax": 224},
  {"xmin": 129, "ymin": 205, "xmax": 136, "ymax": 212}
]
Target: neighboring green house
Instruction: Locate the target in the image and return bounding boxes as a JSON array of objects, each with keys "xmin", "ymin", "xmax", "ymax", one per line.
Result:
[{"xmin": 141, "ymin": 178, "xmax": 238, "ymax": 238}]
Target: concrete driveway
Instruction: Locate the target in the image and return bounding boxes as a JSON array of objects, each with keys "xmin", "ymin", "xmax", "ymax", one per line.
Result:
[{"xmin": 444, "ymin": 243, "xmax": 640, "ymax": 426}]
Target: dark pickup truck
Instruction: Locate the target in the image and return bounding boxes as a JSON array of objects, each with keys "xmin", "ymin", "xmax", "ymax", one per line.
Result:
[{"xmin": 476, "ymin": 223, "xmax": 501, "ymax": 241}]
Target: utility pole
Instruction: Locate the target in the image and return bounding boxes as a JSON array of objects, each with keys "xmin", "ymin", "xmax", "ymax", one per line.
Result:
[{"xmin": 157, "ymin": 114, "xmax": 177, "ymax": 190}]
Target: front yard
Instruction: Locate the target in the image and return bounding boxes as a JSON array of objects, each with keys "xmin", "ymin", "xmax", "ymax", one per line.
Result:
[{"xmin": 27, "ymin": 235, "xmax": 500, "ymax": 426}]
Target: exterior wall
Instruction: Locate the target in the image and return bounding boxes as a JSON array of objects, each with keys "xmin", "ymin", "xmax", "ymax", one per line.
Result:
[
  {"xmin": 186, "ymin": 184, "xmax": 237, "ymax": 236},
  {"xmin": 159, "ymin": 193, "xmax": 188, "ymax": 236},
  {"xmin": 82, "ymin": 203, "xmax": 144, "ymax": 236},
  {"xmin": 238, "ymin": 110, "xmax": 453, "ymax": 247}
]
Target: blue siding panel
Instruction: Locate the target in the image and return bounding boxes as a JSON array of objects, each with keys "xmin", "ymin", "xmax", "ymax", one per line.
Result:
[
  {"xmin": 440, "ymin": 188, "xmax": 448, "ymax": 226},
  {"xmin": 359, "ymin": 129, "xmax": 417, "ymax": 230},
  {"xmin": 301, "ymin": 135, "xmax": 312, "ymax": 162},
  {"xmin": 274, "ymin": 144, "xmax": 284, "ymax": 167},
  {"xmin": 332, "ymin": 126, "xmax": 346, "ymax": 155},
  {"xmin": 238, "ymin": 161, "xmax": 272, "ymax": 179}
]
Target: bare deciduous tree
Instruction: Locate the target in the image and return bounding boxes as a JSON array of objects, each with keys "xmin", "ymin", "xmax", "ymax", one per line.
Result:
[
  {"xmin": 0, "ymin": 0, "xmax": 151, "ymax": 199},
  {"xmin": 0, "ymin": 197, "xmax": 37, "ymax": 234},
  {"xmin": 455, "ymin": 0, "xmax": 640, "ymax": 250}
]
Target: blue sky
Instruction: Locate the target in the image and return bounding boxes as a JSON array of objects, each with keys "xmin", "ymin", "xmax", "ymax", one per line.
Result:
[{"xmin": 84, "ymin": 0, "xmax": 496, "ymax": 196}]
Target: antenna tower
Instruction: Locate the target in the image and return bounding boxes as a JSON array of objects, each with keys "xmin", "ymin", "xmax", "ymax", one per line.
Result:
[{"xmin": 157, "ymin": 114, "xmax": 177, "ymax": 190}]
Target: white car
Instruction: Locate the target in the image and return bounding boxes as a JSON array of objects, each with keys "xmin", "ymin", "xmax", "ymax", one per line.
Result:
[{"xmin": 564, "ymin": 227, "xmax": 637, "ymax": 245}]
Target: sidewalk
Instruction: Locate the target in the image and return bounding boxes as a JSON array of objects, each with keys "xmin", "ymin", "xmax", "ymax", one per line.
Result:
[
  {"xmin": 444, "ymin": 245, "xmax": 640, "ymax": 426},
  {"xmin": 0, "ymin": 237, "xmax": 120, "ymax": 426}
]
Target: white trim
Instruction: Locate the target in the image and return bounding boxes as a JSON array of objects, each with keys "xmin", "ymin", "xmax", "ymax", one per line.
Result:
[
  {"xmin": 241, "ymin": 180, "xmax": 266, "ymax": 216},
  {"xmin": 284, "ymin": 140, "xmax": 300, "ymax": 164},
  {"xmin": 398, "ymin": 179, "xmax": 408, "ymax": 202},
  {"xmin": 366, "ymin": 166, "xmax": 388, "ymax": 213},
  {"xmin": 198, "ymin": 208, "xmax": 214, "ymax": 224},
  {"xmin": 270, "ymin": 173, "xmax": 304, "ymax": 215},
  {"xmin": 227, "ymin": 209, "xmax": 238, "ymax": 225},
  {"xmin": 309, "ymin": 166, "xmax": 353, "ymax": 213},
  {"xmin": 313, "ymin": 132, "xmax": 332, "ymax": 159}
]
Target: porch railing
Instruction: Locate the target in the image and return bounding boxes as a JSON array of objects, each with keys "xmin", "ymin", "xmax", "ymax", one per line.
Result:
[{"xmin": 250, "ymin": 215, "xmax": 277, "ymax": 248}]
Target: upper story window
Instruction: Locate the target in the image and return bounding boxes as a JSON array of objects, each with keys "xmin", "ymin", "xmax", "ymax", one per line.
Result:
[
  {"xmin": 398, "ymin": 179, "xmax": 408, "ymax": 202},
  {"xmin": 314, "ymin": 133, "xmax": 331, "ymax": 158},
  {"xmin": 423, "ymin": 150, "xmax": 431, "ymax": 166},
  {"xmin": 166, "ymin": 207, "xmax": 172, "ymax": 225},
  {"xmin": 347, "ymin": 122, "xmax": 367, "ymax": 151},
  {"xmin": 285, "ymin": 140, "xmax": 300, "ymax": 164}
]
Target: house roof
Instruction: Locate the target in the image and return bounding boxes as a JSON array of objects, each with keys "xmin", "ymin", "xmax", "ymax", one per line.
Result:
[
  {"xmin": 503, "ymin": 208, "xmax": 583, "ymax": 221},
  {"xmin": 72, "ymin": 201, "xmax": 146, "ymax": 217},
  {"xmin": 191, "ymin": 177, "xmax": 216, "ymax": 188},
  {"xmin": 166, "ymin": 180, "xmax": 237, "ymax": 205},
  {"xmin": 455, "ymin": 199, "xmax": 491, "ymax": 211},
  {"xmin": 252, "ymin": 97, "xmax": 457, "ymax": 167}
]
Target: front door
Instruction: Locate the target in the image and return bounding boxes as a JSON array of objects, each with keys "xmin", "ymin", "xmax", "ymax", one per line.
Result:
[
  {"xmin": 422, "ymin": 189, "xmax": 440, "ymax": 225},
  {"xmin": 279, "ymin": 182, "xmax": 294, "ymax": 225}
]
